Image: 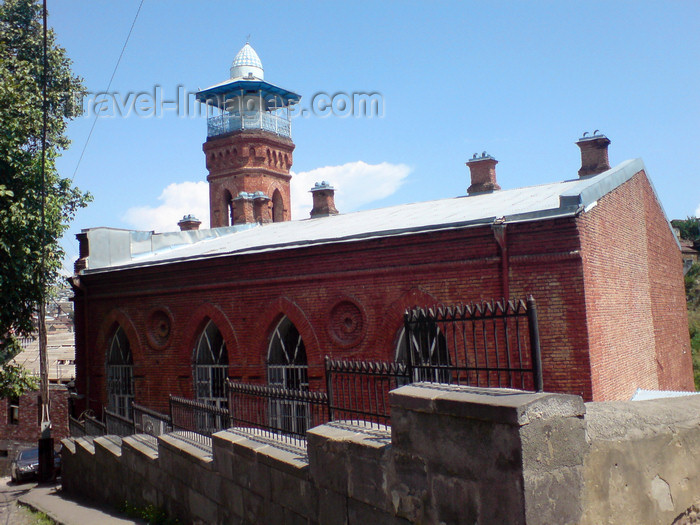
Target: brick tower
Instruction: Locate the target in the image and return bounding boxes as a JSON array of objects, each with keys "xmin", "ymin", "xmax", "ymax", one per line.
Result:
[{"xmin": 196, "ymin": 44, "xmax": 300, "ymax": 227}]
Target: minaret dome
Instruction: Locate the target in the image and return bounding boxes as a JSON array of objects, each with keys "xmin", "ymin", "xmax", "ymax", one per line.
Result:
[{"xmin": 230, "ymin": 43, "xmax": 264, "ymax": 80}]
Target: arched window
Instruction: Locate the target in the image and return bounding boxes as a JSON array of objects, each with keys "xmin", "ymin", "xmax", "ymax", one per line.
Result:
[
  {"xmin": 223, "ymin": 190, "xmax": 233, "ymax": 227},
  {"xmin": 193, "ymin": 320, "xmax": 229, "ymax": 410},
  {"xmin": 395, "ymin": 325, "xmax": 451, "ymax": 384},
  {"xmin": 267, "ymin": 317, "xmax": 308, "ymax": 434},
  {"xmin": 107, "ymin": 326, "xmax": 134, "ymax": 418},
  {"xmin": 271, "ymin": 189, "xmax": 284, "ymax": 223}
]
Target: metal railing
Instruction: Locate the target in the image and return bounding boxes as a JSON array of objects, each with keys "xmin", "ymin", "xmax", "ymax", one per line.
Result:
[
  {"xmin": 68, "ymin": 416, "xmax": 86, "ymax": 437},
  {"xmin": 207, "ymin": 112, "xmax": 291, "ymax": 139},
  {"xmin": 227, "ymin": 380, "xmax": 329, "ymax": 449},
  {"xmin": 133, "ymin": 403, "xmax": 172, "ymax": 437},
  {"xmin": 325, "ymin": 357, "xmax": 408, "ymax": 428},
  {"xmin": 104, "ymin": 408, "xmax": 136, "ymax": 437},
  {"xmin": 403, "ymin": 296, "xmax": 543, "ymax": 392},
  {"xmin": 84, "ymin": 414, "xmax": 106, "ymax": 437},
  {"xmin": 169, "ymin": 395, "xmax": 231, "ymax": 448}
]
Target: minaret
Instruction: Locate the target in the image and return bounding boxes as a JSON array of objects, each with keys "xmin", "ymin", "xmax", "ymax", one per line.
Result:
[{"xmin": 196, "ymin": 43, "xmax": 300, "ymax": 227}]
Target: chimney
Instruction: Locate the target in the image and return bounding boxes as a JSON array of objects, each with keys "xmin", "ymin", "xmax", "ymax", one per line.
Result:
[
  {"xmin": 74, "ymin": 231, "xmax": 89, "ymax": 273},
  {"xmin": 232, "ymin": 192, "xmax": 255, "ymax": 224},
  {"xmin": 466, "ymin": 152, "xmax": 500, "ymax": 195},
  {"xmin": 252, "ymin": 191, "xmax": 272, "ymax": 224},
  {"xmin": 178, "ymin": 214, "xmax": 202, "ymax": 231},
  {"xmin": 310, "ymin": 181, "xmax": 339, "ymax": 218},
  {"xmin": 576, "ymin": 132, "xmax": 611, "ymax": 177}
]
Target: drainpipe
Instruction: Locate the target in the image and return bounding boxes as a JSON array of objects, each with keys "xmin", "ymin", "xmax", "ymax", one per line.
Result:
[{"xmin": 491, "ymin": 218, "xmax": 509, "ymax": 300}]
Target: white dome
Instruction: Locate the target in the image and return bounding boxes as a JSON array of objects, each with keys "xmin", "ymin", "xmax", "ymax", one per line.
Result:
[{"xmin": 230, "ymin": 43, "xmax": 264, "ymax": 80}]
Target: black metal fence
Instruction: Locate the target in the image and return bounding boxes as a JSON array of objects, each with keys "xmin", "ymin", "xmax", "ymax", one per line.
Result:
[
  {"xmin": 227, "ymin": 381, "xmax": 329, "ymax": 449},
  {"xmin": 169, "ymin": 395, "xmax": 231, "ymax": 447},
  {"xmin": 403, "ymin": 296, "xmax": 543, "ymax": 392},
  {"xmin": 105, "ymin": 408, "xmax": 136, "ymax": 437},
  {"xmin": 84, "ymin": 414, "xmax": 106, "ymax": 437},
  {"xmin": 68, "ymin": 415, "xmax": 86, "ymax": 437},
  {"xmin": 325, "ymin": 357, "xmax": 408, "ymax": 428},
  {"xmin": 68, "ymin": 297, "xmax": 542, "ymax": 448}
]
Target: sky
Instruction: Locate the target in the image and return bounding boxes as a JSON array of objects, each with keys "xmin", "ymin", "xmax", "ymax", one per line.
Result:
[{"xmin": 48, "ymin": 1, "xmax": 700, "ymax": 268}]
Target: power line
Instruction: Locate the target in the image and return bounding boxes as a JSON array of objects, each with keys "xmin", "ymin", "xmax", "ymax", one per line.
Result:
[{"xmin": 70, "ymin": 0, "xmax": 146, "ymax": 182}]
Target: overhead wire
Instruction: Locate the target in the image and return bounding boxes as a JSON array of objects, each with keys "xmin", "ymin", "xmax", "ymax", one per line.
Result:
[{"xmin": 70, "ymin": 0, "xmax": 146, "ymax": 182}]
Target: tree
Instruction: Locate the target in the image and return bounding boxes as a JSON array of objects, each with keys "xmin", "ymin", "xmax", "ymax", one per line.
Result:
[
  {"xmin": 671, "ymin": 217, "xmax": 700, "ymax": 242},
  {"xmin": 0, "ymin": 0, "xmax": 91, "ymax": 393}
]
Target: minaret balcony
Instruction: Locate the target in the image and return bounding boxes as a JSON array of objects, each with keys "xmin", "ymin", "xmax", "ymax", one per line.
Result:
[{"xmin": 207, "ymin": 112, "xmax": 292, "ymax": 139}]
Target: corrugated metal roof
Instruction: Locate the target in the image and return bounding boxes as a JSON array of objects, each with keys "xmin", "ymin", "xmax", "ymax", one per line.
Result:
[{"xmin": 81, "ymin": 158, "xmax": 648, "ymax": 274}]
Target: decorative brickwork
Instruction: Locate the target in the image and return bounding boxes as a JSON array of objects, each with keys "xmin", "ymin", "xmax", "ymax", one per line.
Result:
[{"xmin": 205, "ymin": 130, "xmax": 294, "ymax": 227}]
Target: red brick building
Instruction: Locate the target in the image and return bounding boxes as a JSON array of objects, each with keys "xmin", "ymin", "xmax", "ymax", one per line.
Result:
[
  {"xmin": 0, "ymin": 385, "xmax": 69, "ymax": 475},
  {"xmin": 69, "ymin": 45, "xmax": 693, "ymax": 417}
]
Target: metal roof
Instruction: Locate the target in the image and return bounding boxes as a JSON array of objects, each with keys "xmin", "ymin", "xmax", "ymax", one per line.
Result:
[
  {"xmin": 196, "ymin": 78, "xmax": 301, "ymax": 108},
  {"xmin": 81, "ymin": 158, "xmax": 653, "ymax": 274}
]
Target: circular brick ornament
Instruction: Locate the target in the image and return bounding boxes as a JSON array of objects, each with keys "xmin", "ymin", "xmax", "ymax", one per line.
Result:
[
  {"xmin": 329, "ymin": 300, "xmax": 365, "ymax": 348},
  {"xmin": 146, "ymin": 308, "xmax": 172, "ymax": 350}
]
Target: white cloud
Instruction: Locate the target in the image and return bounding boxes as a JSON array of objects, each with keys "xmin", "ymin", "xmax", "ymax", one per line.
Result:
[
  {"xmin": 696, "ymin": 203, "xmax": 700, "ymax": 217},
  {"xmin": 122, "ymin": 161, "xmax": 410, "ymax": 231},
  {"xmin": 290, "ymin": 161, "xmax": 411, "ymax": 220},
  {"xmin": 123, "ymin": 181, "xmax": 210, "ymax": 232}
]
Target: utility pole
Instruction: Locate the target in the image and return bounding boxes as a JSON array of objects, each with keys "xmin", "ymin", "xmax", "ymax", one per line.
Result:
[{"xmin": 38, "ymin": 0, "xmax": 54, "ymax": 483}]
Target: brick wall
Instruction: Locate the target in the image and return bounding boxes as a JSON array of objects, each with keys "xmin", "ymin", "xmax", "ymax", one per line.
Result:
[
  {"xmin": 577, "ymin": 170, "xmax": 693, "ymax": 400},
  {"xmin": 0, "ymin": 385, "xmax": 70, "ymax": 475},
  {"xmin": 73, "ymin": 215, "xmax": 599, "ymax": 414},
  {"xmin": 72, "ymin": 171, "xmax": 693, "ymax": 412}
]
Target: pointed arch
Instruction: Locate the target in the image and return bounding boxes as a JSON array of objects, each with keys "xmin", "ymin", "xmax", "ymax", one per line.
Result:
[
  {"xmin": 272, "ymin": 189, "xmax": 284, "ymax": 223},
  {"xmin": 375, "ymin": 287, "xmax": 439, "ymax": 360},
  {"xmin": 193, "ymin": 320, "xmax": 229, "ymax": 409},
  {"xmin": 255, "ymin": 297, "xmax": 319, "ymax": 367},
  {"xmin": 106, "ymin": 325, "xmax": 134, "ymax": 417},
  {"xmin": 222, "ymin": 189, "xmax": 233, "ymax": 227}
]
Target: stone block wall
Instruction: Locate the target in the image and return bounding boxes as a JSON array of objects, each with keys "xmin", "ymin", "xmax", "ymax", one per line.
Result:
[{"xmin": 61, "ymin": 385, "xmax": 700, "ymax": 524}]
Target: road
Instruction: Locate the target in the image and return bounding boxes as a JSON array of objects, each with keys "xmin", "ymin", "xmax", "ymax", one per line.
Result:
[{"xmin": 0, "ymin": 476, "xmax": 39, "ymax": 525}]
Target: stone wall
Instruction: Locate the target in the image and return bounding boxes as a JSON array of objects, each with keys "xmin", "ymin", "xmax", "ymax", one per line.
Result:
[{"xmin": 61, "ymin": 385, "xmax": 700, "ymax": 524}]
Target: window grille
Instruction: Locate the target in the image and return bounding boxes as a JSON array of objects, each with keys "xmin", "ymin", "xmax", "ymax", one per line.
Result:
[
  {"xmin": 193, "ymin": 320, "xmax": 229, "ymax": 432},
  {"xmin": 106, "ymin": 326, "xmax": 134, "ymax": 419},
  {"xmin": 395, "ymin": 326, "xmax": 451, "ymax": 384},
  {"xmin": 267, "ymin": 317, "xmax": 309, "ymax": 435}
]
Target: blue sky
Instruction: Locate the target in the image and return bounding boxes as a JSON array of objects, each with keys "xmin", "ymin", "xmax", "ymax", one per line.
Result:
[{"xmin": 50, "ymin": 1, "xmax": 700, "ymax": 267}]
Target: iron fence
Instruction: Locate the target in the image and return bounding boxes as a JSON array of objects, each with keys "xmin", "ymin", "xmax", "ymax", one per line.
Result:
[
  {"xmin": 325, "ymin": 357, "xmax": 408, "ymax": 428},
  {"xmin": 133, "ymin": 403, "xmax": 172, "ymax": 437},
  {"xmin": 227, "ymin": 380, "xmax": 329, "ymax": 449},
  {"xmin": 403, "ymin": 296, "xmax": 543, "ymax": 391},
  {"xmin": 169, "ymin": 395, "xmax": 231, "ymax": 448},
  {"xmin": 104, "ymin": 408, "xmax": 136, "ymax": 437},
  {"xmin": 84, "ymin": 414, "xmax": 106, "ymax": 437},
  {"xmin": 68, "ymin": 415, "xmax": 85, "ymax": 437}
]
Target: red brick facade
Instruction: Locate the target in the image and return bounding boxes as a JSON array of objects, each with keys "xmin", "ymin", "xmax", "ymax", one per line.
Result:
[
  {"xmin": 578, "ymin": 171, "xmax": 694, "ymax": 399},
  {"xmin": 0, "ymin": 386, "xmax": 70, "ymax": 475},
  {"xmin": 71, "ymin": 168, "xmax": 693, "ymax": 413},
  {"xmin": 205, "ymin": 130, "xmax": 294, "ymax": 227}
]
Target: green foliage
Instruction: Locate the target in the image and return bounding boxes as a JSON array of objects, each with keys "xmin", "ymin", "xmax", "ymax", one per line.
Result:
[
  {"xmin": 686, "ymin": 263, "xmax": 700, "ymax": 390},
  {"xmin": 120, "ymin": 501, "xmax": 180, "ymax": 525},
  {"xmin": 0, "ymin": 362, "xmax": 38, "ymax": 398},
  {"xmin": 0, "ymin": 0, "xmax": 91, "ymax": 377},
  {"xmin": 672, "ymin": 216, "xmax": 700, "ymax": 241}
]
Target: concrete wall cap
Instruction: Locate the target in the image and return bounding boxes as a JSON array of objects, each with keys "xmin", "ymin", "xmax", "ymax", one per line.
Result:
[{"xmin": 390, "ymin": 383, "xmax": 585, "ymax": 426}]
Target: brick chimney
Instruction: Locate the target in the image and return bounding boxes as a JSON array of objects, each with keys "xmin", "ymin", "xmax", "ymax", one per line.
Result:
[
  {"xmin": 466, "ymin": 152, "xmax": 500, "ymax": 195},
  {"xmin": 309, "ymin": 181, "xmax": 339, "ymax": 218},
  {"xmin": 178, "ymin": 214, "xmax": 202, "ymax": 231},
  {"xmin": 576, "ymin": 133, "xmax": 611, "ymax": 177},
  {"xmin": 252, "ymin": 191, "xmax": 272, "ymax": 224},
  {"xmin": 232, "ymin": 192, "xmax": 255, "ymax": 224}
]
